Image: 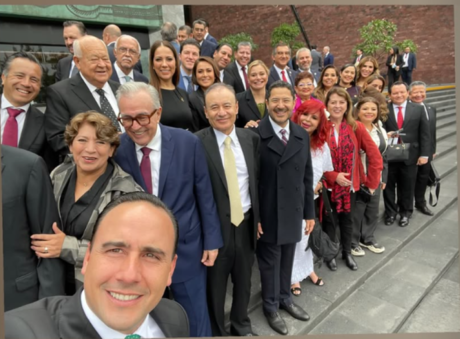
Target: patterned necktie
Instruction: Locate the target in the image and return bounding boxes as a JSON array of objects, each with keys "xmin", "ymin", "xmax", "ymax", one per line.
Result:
[
  {"xmin": 2, "ymin": 108, "xmax": 24, "ymax": 147},
  {"xmin": 125, "ymin": 335, "xmax": 141, "ymax": 339},
  {"xmin": 124, "ymin": 75, "xmax": 132, "ymax": 83},
  {"xmin": 281, "ymin": 70, "xmax": 288, "ymax": 83},
  {"xmin": 397, "ymin": 106, "xmax": 404, "ymax": 129},
  {"xmin": 95, "ymin": 89, "xmax": 121, "ymax": 132},
  {"xmin": 223, "ymin": 136, "xmax": 244, "ymax": 227},
  {"xmin": 140, "ymin": 147, "xmax": 153, "ymax": 194},
  {"xmin": 280, "ymin": 129, "xmax": 288, "ymax": 146},
  {"xmin": 241, "ymin": 67, "xmax": 249, "ymax": 90},
  {"xmin": 185, "ymin": 75, "xmax": 193, "ymax": 94}
]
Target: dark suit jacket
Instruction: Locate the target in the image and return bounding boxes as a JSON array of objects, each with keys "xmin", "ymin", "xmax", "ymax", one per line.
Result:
[
  {"xmin": 383, "ymin": 101, "xmax": 431, "ymax": 165},
  {"xmin": 266, "ymin": 66, "xmax": 298, "ymax": 90},
  {"xmin": 235, "ymin": 89, "xmax": 268, "ymax": 128},
  {"xmin": 206, "ymin": 34, "xmax": 218, "ymax": 45},
  {"xmin": 222, "ymin": 69, "xmax": 237, "ymax": 88},
  {"xmin": 410, "ymin": 101, "xmax": 436, "ymax": 159},
  {"xmin": 4, "ymin": 287, "xmax": 189, "ymax": 338},
  {"xmin": 251, "ymin": 118, "xmax": 315, "ymax": 245},
  {"xmin": 55, "ymin": 55, "xmax": 73, "ymax": 83},
  {"xmin": 108, "ymin": 43, "xmax": 143, "ymax": 74},
  {"xmin": 1, "ymin": 145, "xmax": 66, "ymax": 312},
  {"xmin": 109, "ymin": 68, "xmax": 148, "ymax": 84},
  {"xmin": 386, "ymin": 54, "xmax": 404, "ymax": 77},
  {"xmin": 189, "ymin": 87, "xmax": 208, "ymax": 132},
  {"xmin": 353, "ymin": 54, "xmax": 365, "ymax": 65},
  {"xmin": 311, "ymin": 49, "xmax": 322, "ymax": 74},
  {"xmin": 403, "ymin": 52, "xmax": 417, "ymax": 71},
  {"xmin": 324, "ymin": 53, "xmax": 334, "ymax": 66},
  {"xmin": 44, "ymin": 73, "xmax": 120, "ymax": 158},
  {"xmin": 195, "ymin": 127, "xmax": 260, "ymax": 250},
  {"xmin": 225, "ymin": 61, "xmax": 246, "ymax": 94},
  {"xmin": 200, "ymin": 39, "xmax": 217, "ymax": 57},
  {"xmin": 114, "ymin": 125, "xmax": 223, "ymax": 283}
]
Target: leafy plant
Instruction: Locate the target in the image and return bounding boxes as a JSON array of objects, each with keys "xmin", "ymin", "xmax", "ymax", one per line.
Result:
[
  {"xmin": 218, "ymin": 32, "xmax": 258, "ymax": 56},
  {"xmin": 270, "ymin": 21, "xmax": 305, "ymax": 53}
]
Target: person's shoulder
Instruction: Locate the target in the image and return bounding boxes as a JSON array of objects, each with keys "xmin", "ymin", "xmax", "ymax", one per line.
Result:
[
  {"xmin": 155, "ymin": 299, "xmax": 190, "ymax": 337},
  {"xmin": 2, "ymin": 144, "xmax": 40, "ymax": 163},
  {"xmin": 163, "ymin": 124, "xmax": 199, "ymax": 142}
]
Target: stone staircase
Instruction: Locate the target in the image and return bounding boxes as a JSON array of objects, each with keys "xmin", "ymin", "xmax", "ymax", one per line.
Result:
[{"xmin": 223, "ymin": 86, "xmax": 458, "ymax": 336}]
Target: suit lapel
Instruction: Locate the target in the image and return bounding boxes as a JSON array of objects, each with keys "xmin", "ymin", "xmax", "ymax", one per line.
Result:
[
  {"xmin": 122, "ymin": 136, "xmax": 147, "ymax": 191},
  {"xmin": 387, "ymin": 105, "xmax": 399, "ymax": 130},
  {"xmin": 403, "ymin": 103, "xmax": 414, "ymax": 129},
  {"xmin": 246, "ymin": 91, "xmax": 262, "ymax": 121},
  {"xmin": 259, "ymin": 118, "xmax": 284, "ymax": 158},
  {"xmin": 63, "ymin": 56, "xmax": 72, "ymax": 79},
  {"xmin": 70, "ymin": 74, "xmax": 101, "ymax": 111},
  {"xmin": 287, "ymin": 69, "xmax": 296, "ymax": 85},
  {"xmin": 270, "ymin": 67, "xmax": 280, "ymax": 83},
  {"xmin": 202, "ymin": 128, "xmax": 227, "ymax": 191},
  {"xmin": 279, "ymin": 123, "xmax": 304, "ymax": 165},
  {"xmin": 158, "ymin": 125, "xmax": 174, "ymax": 198},
  {"xmin": 231, "ymin": 62, "xmax": 245, "ymax": 90},
  {"xmin": 236, "ymin": 128, "xmax": 255, "ymax": 188},
  {"xmin": 18, "ymin": 106, "xmax": 42, "ymax": 150}
]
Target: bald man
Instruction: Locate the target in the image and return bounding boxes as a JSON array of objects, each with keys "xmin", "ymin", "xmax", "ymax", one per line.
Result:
[
  {"xmin": 45, "ymin": 35, "xmax": 123, "ymax": 161},
  {"xmin": 103, "ymin": 24, "xmax": 143, "ymax": 74}
]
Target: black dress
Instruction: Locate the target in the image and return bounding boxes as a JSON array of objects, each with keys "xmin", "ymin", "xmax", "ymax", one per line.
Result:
[
  {"xmin": 189, "ymin": 88, "xmax": 209, "ymax": 132},
  {"xmin": 159, "ymin": 87, "xmax": 193, "ymax": 131}
]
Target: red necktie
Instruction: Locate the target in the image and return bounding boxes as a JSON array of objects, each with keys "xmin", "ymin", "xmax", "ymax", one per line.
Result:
[
  {"xmin": 241, "ymin": 67, "xmax": 249, "ymax": 90},
  {"xmin": 397, "ymin": 106, "xmax": 404, "ymax": 129},
  {"xmin": 281, "ymin": 70, "xmax": 288, "ymax": 83},
  {"xmin": 140, "ymin": 147, "xmax": 153, "ymax": 194},
  {"xmin": 3, "ymin": 108, "xmax": 24, "ymax": 147}
]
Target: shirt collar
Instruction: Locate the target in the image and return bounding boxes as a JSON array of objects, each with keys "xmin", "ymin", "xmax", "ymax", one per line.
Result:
[
  {"xmin": 273, "ymin": 64, "xmax": 288, "ymax": 73},
  {"xmin": 213, "ymin": 125, "xmax": 238, "ymax": 148},
  {"xmin": 204, "ymin": 32, "xmax": 209, "ymax": 39},
  {"xmin": 180, "ymin": 65, "xmax": 192, "ymax": 78},
  {"xmin": 235, "ymin": 60, "xmax": 246, "ymax": 71},
  {"xmin": 269, "ymin": 115, "xmax": 290, "ymax": 137},
  {"xmin": 135, "ymin": 123, "xmax": 162, "ymax": 153},
  {"xmin": 1, "ymin": 94, "xmax": 30, "ymax": 112},
  {"xmin": 114, "ymin": 62, "xmax": 134, "ymax": 80},
  {"xmin": 393, "ymin": 100, "xmax": 408, "ymax": 110},
  {"xmin": 80, "ymin": 73, "xmax": 111, "ymax": 94},
  {"xmin": 81, "ymin": 289, "xmax": 151, "ymax": 338}
]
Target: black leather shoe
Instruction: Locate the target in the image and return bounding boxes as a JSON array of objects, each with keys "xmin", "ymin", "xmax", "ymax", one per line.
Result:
[
  {"xmin": 326, "ymin": 258, "xmax": 337, "ymax": 271},
  {"xmin": 342, "ymin": 253, "xmax": 358, "ymax": 270},
  {"xmin": 385, "ymin": 216, "xmax": 395, "ymax": 226},
  {"xmin": 230, "ymin": 328, "xmax": 259, "ymax": 336},
  {"xmin": 399, "ymin": 216, "xmax": 410, "ymax": 227},
  {"xmin": 416, "ymin": 205, "xmax": 434, "ymax": 216},
  {"xmin": 280, "ymin": 303, "xmax": 310, "ymax": 321},
  {"xmin": 264, "ymin": 312, "xmax": 288, "ymax": 335}
]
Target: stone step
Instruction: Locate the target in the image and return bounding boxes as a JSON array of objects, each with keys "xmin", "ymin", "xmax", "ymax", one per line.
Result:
[
  {"xmin": 436, "ymin": 104, "xmax": 456, "ymax": 113},
  {"xmin": 434, "ymin": 134, "xmax": 457, "ymax": 159},
  {"xmin": 309, "ymin": 203, "xmax": 459, "ymax": 335},
  {"xmin": 425, "ymin": 88, "xmax": 456, "ymax": 98},
  {"xmin": 249, "ymin": 169, "xmax": 458, "ymax": 336},
  {"xmin": 424, "ymin": 94, "xmax": 456, "ymax": 105},
  {"xmin": 436, "ymin": 115, "xmax": 456, "ymax": 129},
  {"xmin": 436, "ymin": 123, "xmax": 456, "ymax": 142},
  {"xmin": 437, "ymin": 108, "xmax": 456, "ymax": 120},
  {"xmin": 428, "ymin": 100, "xmax": 457, "ymax": 110}
]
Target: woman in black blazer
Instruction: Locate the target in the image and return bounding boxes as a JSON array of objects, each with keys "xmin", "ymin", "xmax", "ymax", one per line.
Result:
[
  {"xmin": 235, "ymin": 60, "xmax": 269, "ymax": 128},
  {"xmin": 189, "ymin": 56, "xmax": 221, "ymax": 132},
  {"xmin": 386, "ymin": 46, "xmax": 403, "ymax": 90}
]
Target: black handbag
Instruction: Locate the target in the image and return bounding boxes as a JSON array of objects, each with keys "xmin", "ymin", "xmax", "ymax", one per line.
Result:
[
  {"xmin": 428, "ymin": 162, "xmax": 441, "ymax": 207},
  {"xmin": 386, "ymin": 136, "xmax": 411, "ymax": 163},
  {"xmin": 306, "ymin": 181, "xmax": 340, "ymax": 264}
]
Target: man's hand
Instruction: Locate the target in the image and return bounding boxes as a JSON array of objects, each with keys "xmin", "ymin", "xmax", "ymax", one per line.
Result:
[
  {"xmin": 305, "ymin": 219, "xmax": 315, "ymax": 235},
  {"xmin": 245, "ymin": 120, "xmax": 260, "ymax": 129},
  {"xmin": 202, "ymin": 249, "xmax": 219, "ymax": 267},
  {"xmin": 417, "ymin": 157, "xmax": 428, "ymax": 165},
  {"xmin": 257, "ymin": 223, "xmax": 263, "ymax": 239}
]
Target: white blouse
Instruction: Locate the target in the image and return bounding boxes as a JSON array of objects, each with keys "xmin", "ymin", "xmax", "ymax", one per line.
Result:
[{"xmin": 311, "ymin": 142, "xmax": 334, "ymax": 199}]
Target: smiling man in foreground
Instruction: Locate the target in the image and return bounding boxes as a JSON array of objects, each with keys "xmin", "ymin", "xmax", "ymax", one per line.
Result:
[{"xmin": 4, "ymin": 192, "xmax": 189, "ymax": 339}]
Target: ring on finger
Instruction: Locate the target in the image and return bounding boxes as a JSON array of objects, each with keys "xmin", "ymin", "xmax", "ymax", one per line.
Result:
[{"xmin": 44, "ymin": 247, "xmax": 49, "ymax": 254}]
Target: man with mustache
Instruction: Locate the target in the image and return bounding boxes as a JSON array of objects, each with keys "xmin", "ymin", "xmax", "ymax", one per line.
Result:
[
  {"xmin": 225, "ymin": 42, "xmax": 253, "ymax": 94},
  {"xmin": 45, "ymin": 35, "xmax": 123, "ymax": 162},
  {"xmin": 266, "ymin": 42, "xmax": 298, "ymax": 89},
  {"xmin": 4, "ymin": 192, "xmax": 189, "ymax": 339},
  {"xmin": 55, "ymin": 21, "xmax": 87, "ymax": 82},
  {"xmin": 248, "ymin": 81, "xmax": 315, "ymax": 335},
  {"xmin": 110, "ymin": 35, "xmax": 148, "ymax": 84},
  {"xmin": 213, "ymin": 43, "xmax": 236, "ymax": 87}
]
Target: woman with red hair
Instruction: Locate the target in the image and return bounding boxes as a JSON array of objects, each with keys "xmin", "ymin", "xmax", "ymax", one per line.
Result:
[{"xmin": 290, "ymin": 99, "xmax": 334, "ymax": 295}]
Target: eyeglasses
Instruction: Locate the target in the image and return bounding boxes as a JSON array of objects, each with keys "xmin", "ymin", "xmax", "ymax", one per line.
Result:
[
  {"xmin": 117, "ymin": 47, "xmax": 139, "ymax": 56},
  {"xmin": 297, "ymin": 83, "xmax": 314, "ymax": 88},
  {"xmin": 117, "ymin": 110, "xmax": 157, "ymax": 127}
]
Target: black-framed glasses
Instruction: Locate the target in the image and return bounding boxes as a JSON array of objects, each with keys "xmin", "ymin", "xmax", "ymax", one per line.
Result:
[{"xmin": 117, "ymin": 110, "xmax": 157, "ymax": 127}]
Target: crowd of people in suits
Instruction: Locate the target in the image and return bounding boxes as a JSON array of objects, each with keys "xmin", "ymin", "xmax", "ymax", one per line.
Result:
[{"xmin": 1, "ymin": 16, "xmax": 433, "ymax": 339}]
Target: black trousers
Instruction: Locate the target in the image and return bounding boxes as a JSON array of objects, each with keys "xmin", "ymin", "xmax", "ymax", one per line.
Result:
[
  {"xmin": 321, "ymin": 190, "xmax": 356, "ymax": 254},
  {"xmin": 207, "ymin": 211, "xmax": 255, "ymax": 336},
  {"xmin": 256, "ymin": 240, "xmax": 296, "ymax": 314},
  {"xmin": 414, "ymin": 160, "xmax": 431, "ymax": 206},
  {"xmin": 401, "ymin": 67, "xmax": 413, "ymax": 86},
  {"xmin": 351, "ymin": 186, "xmax": 381, "ymax": 246},
  {"xmin": 387, "ymin": 69, "xmax": 400, "ymax": 91},
  {"xmin": 384, "ymin": 162, "xmax": 417, "ymax": 217}
]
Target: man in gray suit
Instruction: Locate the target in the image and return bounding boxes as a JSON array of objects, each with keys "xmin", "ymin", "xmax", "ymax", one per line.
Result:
[
  {"xmin": 310, "ymin": 44, "xmax": 322, "ymax": 75},
  {"xmin": 4, "ymin": 192, "xmax": 189, "ymax": 339},
  {"xmin": 1, "ymin": 145, "xmax": 66, "ymax": 312}
]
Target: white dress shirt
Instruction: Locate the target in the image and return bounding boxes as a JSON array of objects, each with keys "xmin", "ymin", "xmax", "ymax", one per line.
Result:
[
  {"xmin": 219, "ymin": 69, "xmax": 225, "ymax": 82},
  {"xmin": 80, "ymin": 74, "xmax": 124, "ymax": 132},
  {"xmin": 403, "ymin": 53, "xmax": 409, "ymax": 67},
  {"xmin": 214, "ymin": 126, "xmax": 251, "ymax": 213},
  {"xmin": 392, "ymin": 100, "xmax": 408, "ymax": 122},
  {"xmin": 235, "ymin": 60, "xmax": 248, "ymax": 90},
  {"xmin": 81, "ymin": 290, "xmax": 165, "ymax": 338},
  {"xmin": 269, "ymin": 116, "xmax": 290, "ymax": 142},
  {"xmin": 135, "ymin": 124, "xmax": 162, "ymax": 196},
  {"xmin": 114, "ymin": 62, "xmax": 134, "ymax": 85},
  {"xmin": 273, "ymin": 64, "xmax": 292, "ymax": 85},
  {"xmin": 1, "ymin": 94, "xmax": 30, "ymax": 145}
]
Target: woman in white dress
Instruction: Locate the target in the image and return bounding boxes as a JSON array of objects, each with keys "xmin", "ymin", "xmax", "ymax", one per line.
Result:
[{"xmin": 290, "ymin": 99, "xmax": 334, "ymax": 296}]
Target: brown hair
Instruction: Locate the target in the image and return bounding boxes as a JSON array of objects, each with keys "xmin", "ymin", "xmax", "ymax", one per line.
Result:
[
  {"xmin": 294, "ymin": 71, "xmax": 315, "ymax": 87},
  {"xmin": 356, "ymin": 56, "xmax": 380, "ymax": 84},
  {"xmin": 149, "ymin": 40, "xmax": 180, "ymax": 94},
  {"xmin": 64, "ymin": 111, "xmax": 120, "ymax": 153},
  {"xmin": 364, "ymin": 74, "xmax": 386, "ymax": 93},
  {"xmin": 314, "ymin": 65, "xmax": 339, "ymax": 103},
  {"xmin": 192, "ymin": 56, "xmax": 221, "ymax": 87},
  {"xmin": 325, "ymin": 87, "xmax": 357, "ymax": 131},
  {"xmin": 358, "ymin": 86, "xmax": 389, "ymax": 121},
  {"xmin": 354, "ymin": 96, "xmax": 382, "ymax": 125},
  {"xmin": 248, "ymin": 59, "xmax": 269, "ymax": 77}
]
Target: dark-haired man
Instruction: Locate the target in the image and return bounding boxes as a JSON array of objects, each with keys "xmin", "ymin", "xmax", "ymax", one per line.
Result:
[
  {"xmin": 225, "ymin": 42, "xmax": 252, "ymax": 94},
  {"xmin": 55, "ymin": 21, "xmax": 87, "ymax": 82},
  {"xmin": 266, "ymin": 43, "xmax": 298, "ymax": 89},
  {"xmin": 213, "ymin": 43, "xmax": 236, "ymax": 87},
  {"xmin": 192, "ymin": 19, "xmax": 217, "ymax": 57},
  {"xmin": 177, "ymin": 39, "xmax": 200, "ymax": 93},
  {"xmin": 4, "ymin": 192, "xmax": 189, "ymax": 338}
]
